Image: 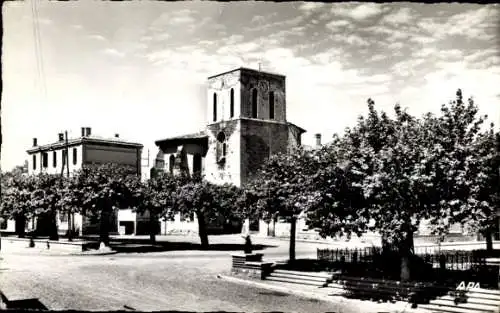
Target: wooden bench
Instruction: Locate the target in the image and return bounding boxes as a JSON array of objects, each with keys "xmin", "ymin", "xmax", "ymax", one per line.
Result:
[{"xmin": 327, "ymin": 274, "xmax": 440, "ymax": 304}]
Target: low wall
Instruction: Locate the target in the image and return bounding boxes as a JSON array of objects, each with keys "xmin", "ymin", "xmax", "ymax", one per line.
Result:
[
  {"xmin": 2, "ymin": 237, "xmax": 88, "ymax": 253},
  {"xmin": 231, "ymin": 254, "xmax": 273, "ymax": 280}
]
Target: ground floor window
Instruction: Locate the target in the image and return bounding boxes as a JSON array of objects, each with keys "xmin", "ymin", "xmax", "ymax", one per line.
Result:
[{"xmin": 249, "ymin": 218, "xmax": 259, "ymax": 232}]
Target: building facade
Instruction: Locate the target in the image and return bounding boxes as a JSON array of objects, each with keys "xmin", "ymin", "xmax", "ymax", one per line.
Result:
[
  {"xmin": 0, "ymin": 127, "xmax": 144, "ymax": 236},
  {"xmin": 154, "ymin": 68, "xmax": 306, "ymax": 236}
]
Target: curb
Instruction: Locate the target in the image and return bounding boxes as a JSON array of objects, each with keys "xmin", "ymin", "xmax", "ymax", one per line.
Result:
[
  {"xmin": 71, "ymin": 250, "xmax": 118, "ymax": 256},
  {"xmin": 218, "ymin": 274, "xmax": 430, "ymax": 313}
]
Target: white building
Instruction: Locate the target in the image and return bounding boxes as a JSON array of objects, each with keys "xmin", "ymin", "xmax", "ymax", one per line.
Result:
[{"xmin": 0, "ymin": 127, "xmax": 144, "ymax": 236}]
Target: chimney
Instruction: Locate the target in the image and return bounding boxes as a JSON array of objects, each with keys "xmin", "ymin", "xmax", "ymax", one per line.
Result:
[
  {"xmin": 58, "ymin": 133, "xmax": 64, "ymax": 142},
  {"xmin": 315, "ymin": 133, "xmax": 322, "ymax": 147},
  {"xmin": 85, "ymin": 127, "xmax": 91, "ymax": 136},
  {"xmin": 115, "ymin": 134, "xmax": 119, "ymax": 138},
  {"xmin": 81, "ymin": 127, "xmax": 85, "ymax": 137},
  {"xmin": 33, "ymin": 138, "xmax": 38, "ymax": 147}
]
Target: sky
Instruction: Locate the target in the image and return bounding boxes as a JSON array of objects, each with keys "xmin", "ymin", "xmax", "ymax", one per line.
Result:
[{"xmin": 2, "ymin": 1, "xmax": 500, "ymax": 171}]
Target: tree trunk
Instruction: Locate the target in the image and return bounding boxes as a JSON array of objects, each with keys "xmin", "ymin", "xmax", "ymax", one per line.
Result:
[
  {"xmin": 16, "ymin": 215, "xmax": 26, "ymax": 238},
  {"xmin": 400, "ymin": 228, "xmax": 414, "ymax": 282},
  {"xmin": 289, "ymin": 216, "xmax": 297, "ymax": 262},
  {"xmin": 149, "ymin": 211, "xmax": 156, "ymax": 244},
  {"xmin": 485, "ymin": 229, "xmax": 493, "ymax": 253},
  {"xmin": 381, "ymin": 233, "xmax": 391, "ymax": 253},
  {"xmin": 99, "ymin": 210, "xmax": 110, "ymax": 246},
  {"xmin": 67, "ymin": 210, "xmax": 73, "ymax": 242},
  {"xmin": 197, "ymin": 211, "xmax": 209, "ymax": 249},
  {"xmin": 49, "ymin": 211, "xmax": 59, "ymax": 241}
]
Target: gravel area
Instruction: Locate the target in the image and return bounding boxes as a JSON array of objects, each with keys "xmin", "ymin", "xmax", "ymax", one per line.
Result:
[{"xmin": 0, "ymin": 236, "xmax": 340, "ymax": 312}]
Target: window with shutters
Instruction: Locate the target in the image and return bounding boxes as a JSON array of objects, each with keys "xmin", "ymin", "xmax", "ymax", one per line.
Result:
[
  {"xmin": 230, "ymin": 88, "xmax": 234, "ymax": 118},
  {"xmin": 42, "ymin": 152, "xmax": 48, "ymax": 168},
  {"xmin": 62, "ymin": 150, "xmax": 67, "ymax": 166},
  {"xmin": 251, "ymin": 88, "xmax": 258, "ymax": 118},
  {"xmin": 269, "ymin": 91, "xmax": 275, "ymax": 119},
  {"xmin": 73, "ymin": 148, "xmax": 77, "ymax": 165},
  {"xmin": 213, "ymin": 93, "xmax": 217, "ymax": 122}
]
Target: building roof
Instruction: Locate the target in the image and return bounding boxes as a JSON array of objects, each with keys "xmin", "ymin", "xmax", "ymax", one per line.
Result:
[
  {"xmin": 154, "ymin": 131, "xmax": 208, "ymax": 146},
  {"xmin": 287, "ymin": 122, "xmax": 307, "ymax": 134},
  {"xmin": 26, "ymin": 135, "xmax": 143, "ymax": 154},
  {"xmin": 207, "ymin": 67, "xmax": 286, "ymax": 80}
]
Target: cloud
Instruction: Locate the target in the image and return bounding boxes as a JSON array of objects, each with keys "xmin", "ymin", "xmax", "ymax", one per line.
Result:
[
  {"xmin": 71, "ymin": 24, "xmax": 83, "ymax": 30},
  {"xmin": 251, "ymin": 15, "xmax": 266, "ymax": 24},
  {"xmin": 464, "ymin": 48, "xmax": 499, "ymax": 63},
  {"xmin": 391, "ymin": 59, "xmax": 426, "ymax": 77},
  {"xmin": 331, "ymin": 33, "xmax": 370, "ymax": 47},
  {"xmin": 437, "ymin": 49, "xmax": 464, "ymax": 60},
  {"xmin": 409, "ymin": 35, "xmax": 437, "ymax": 45},
  {"xmin": 412, "ymin": 47, "xmax": 436, "ymax": 58},
  {"xmin": 369, "ymin": 54, "xmax": 388, "ymax": 62},
  {"xmin": 310, "ymin": 48, "xmax": 345, "ymax": 64},
  {"xmin": 169, "ymin": 15, "xmax": 196, "ymax": 25},
  {"xmin": 418, "ymin": 6, "xmax": 499, "ymax": 40},
  {"xmin": 88, "ymin": 34, "xmax": 107, "ymax": 41},
  {"xmin": 325, "ymin": 19, "xmax": 353, "ymax": 31},
  {"xmin": 217, "ymin": 41, "xmax": 259, "ymax": 55},
  {"xmin": 381, "ymin": 7, "xmax": 415, "ymax": 25},
  {"xmin": 245, "ymin": 15, "xmax": 303, "ymax": 32},
  {"xmin": 298, "ymin": 3, "xmax": 325, "ymax": 12},
  {"xmin": 387, "ymin": 42, "xmax": 404, "ymax": 50},
  {"xmin": 224, "ymin": 34, "xmax": 244, "ymax": 45},
  {"xmin": 333, "ymin": 3, "xmax": 388, "ymax": 21},
  {"xmin": 103, "ymin": 48, "xmax": 125, "ymax": 58}
]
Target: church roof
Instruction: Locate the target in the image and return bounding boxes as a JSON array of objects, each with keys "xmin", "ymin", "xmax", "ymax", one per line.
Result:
[
  {"xmin": 287, "ymin": 122, "xmax": 307, "ymax": 134},
  {"xmin": 207, "ymin": 67, "xmax": 286, "ymax": 80},
  {"xmin": 154, "ymin": 131, "xmax": 208, "ymax": 146}
]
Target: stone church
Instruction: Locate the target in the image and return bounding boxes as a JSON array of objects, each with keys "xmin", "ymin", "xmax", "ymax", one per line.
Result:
[{"xmin": 153, "ymin": 67, "xmax": 306, "ymax": 236}]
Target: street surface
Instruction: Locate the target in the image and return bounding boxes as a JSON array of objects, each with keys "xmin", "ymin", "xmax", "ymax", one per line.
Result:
[{"xmin": 0, "ymin": 235, "xmax": 344, "ymax": 312}]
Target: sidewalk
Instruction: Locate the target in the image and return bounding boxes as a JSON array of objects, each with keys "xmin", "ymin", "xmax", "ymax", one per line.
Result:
[{"xmin": 219, "ymin": 274, "xmax": 430, "ymax": 313}]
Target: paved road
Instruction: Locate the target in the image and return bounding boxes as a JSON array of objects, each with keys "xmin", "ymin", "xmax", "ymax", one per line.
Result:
[{"xmin": 0, "ymin": 235, "xmax": 344, "ymax": 312}]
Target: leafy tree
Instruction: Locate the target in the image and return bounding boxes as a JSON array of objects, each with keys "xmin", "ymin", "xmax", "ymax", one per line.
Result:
[
  {"xmin": 58, "ymin": 173, "xmax": 87, "ymax": 241},
  {"xmin": 243, "ymin": 147, "xmax": 321, "ymax": 261},
  {"xmin": 31, "ymin": 173, "xmax": 63, "ymax": 240},
  {"xmin": 75, "ymin": 163, "xmax": 138, "ymax": 246},
  {"xmin": 129, "ymin": 172, "xmax": 182, "ymax": 244},
  {"xmin": 455, "ymin": 125, "xmax": 500, "ymax": 251},
  {"xmin": 0, "ymin": 170, "xmax": 37, "ymax": 238},
  {"xmin": 420, "ymin": 90, "xmax": 495, "ymax": 250},
  {"xmin": 172, "ymin": 177, "xmax": 241, "ymax": 249},
  {"xmin": 309, "ymin": 90, "xmax": 497, "ymax": 280},
  {"xmin": 308, "ymin": 99, "xmax": 431, "ymax": 281}
]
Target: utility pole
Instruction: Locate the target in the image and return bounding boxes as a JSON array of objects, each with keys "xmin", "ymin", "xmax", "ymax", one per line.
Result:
[{"xmin": 65, "ymin": 131, "xmax": 74, "ymax": 241}]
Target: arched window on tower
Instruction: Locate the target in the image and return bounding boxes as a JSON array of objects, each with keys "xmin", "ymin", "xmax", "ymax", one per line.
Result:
[
  {"xmin": 216, "ymin": 132, "xmax": 227, "ymax": 165},
  {"xmin": 230, "ymin": 88, "xmax": 234, "ymax": 118},
  {"xmin": 269, "ymin": 91, "xmax": 275, "ymax": 119},
  {"xmin": 213, "ymin": 93, "xmax": 217, "ymax": 122},
  {"xmin": 251, "ymin": 88, "xmax": 258, "ymax": 118}
]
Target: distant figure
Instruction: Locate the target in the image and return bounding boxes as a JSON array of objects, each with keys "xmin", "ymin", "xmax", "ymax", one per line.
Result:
[{"xmin": 244, "ymin": 234, "xmax": 253, "ymax": 254}]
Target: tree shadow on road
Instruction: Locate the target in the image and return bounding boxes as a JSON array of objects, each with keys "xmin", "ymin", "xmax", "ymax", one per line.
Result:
[{"xmin": 83, "ymin": 238, "xmax": 277, "ymax": 253}]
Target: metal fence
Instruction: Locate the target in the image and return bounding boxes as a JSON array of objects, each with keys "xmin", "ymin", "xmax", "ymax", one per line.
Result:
[{"xmin": 317, "ymin": 247, "xmax": 488, "ymax": 271}]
